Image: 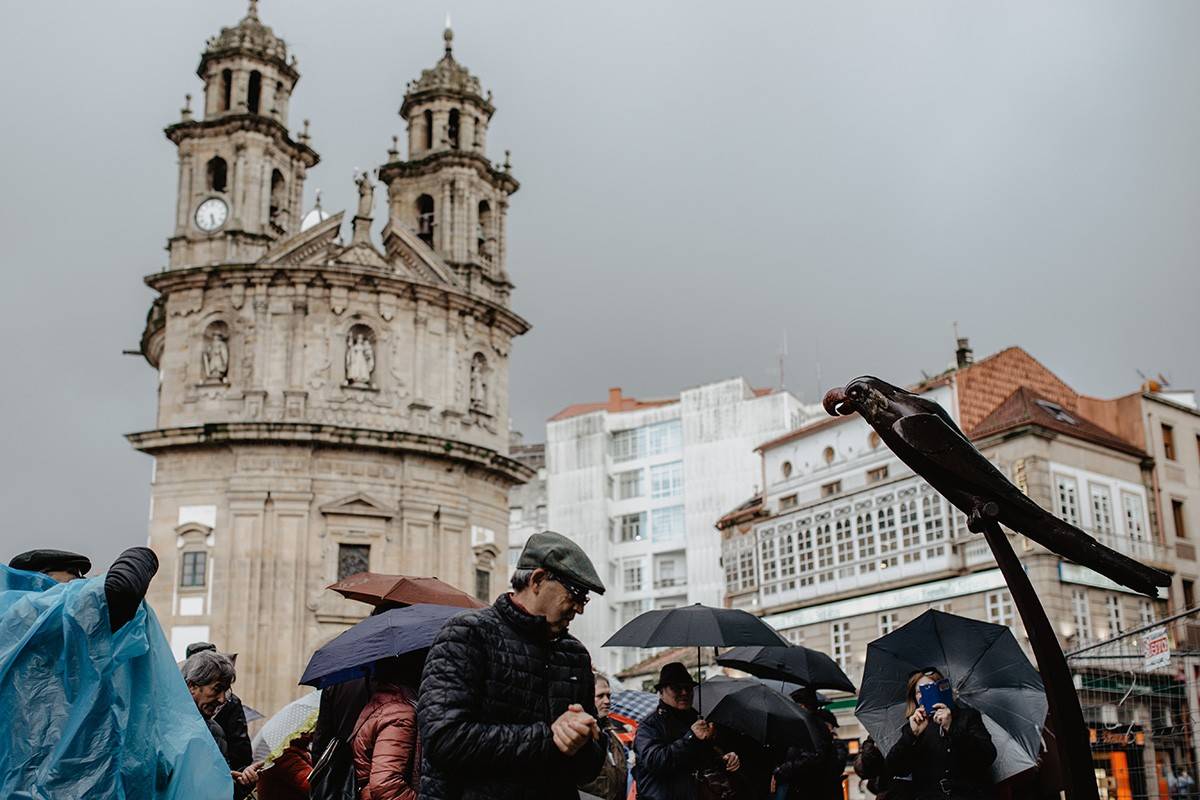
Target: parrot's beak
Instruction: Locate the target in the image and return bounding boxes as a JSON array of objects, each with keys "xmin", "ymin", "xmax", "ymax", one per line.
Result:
[{"xmin": 823, "ymin": 387, "xmax": 852, "ymax": 417}]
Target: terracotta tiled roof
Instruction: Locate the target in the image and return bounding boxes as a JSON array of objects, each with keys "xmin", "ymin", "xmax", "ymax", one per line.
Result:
[
  {"xmin": 715, "ymin": 495, "xmax": 766, "ymax": 531},
  {"xmin": 969, "ymin": 386, "xmax": 1146, "ymax": 458},
  {"xmin": 954, "ymin": 347, "xmax": 1079, "ymax": 433},
  {"xmin": 548, "ymin": 397, "xmax": 676, "ymax": 422},
  {"xmin": 615, "ymin": 645, "xmax": 717, "ymax": 681}
]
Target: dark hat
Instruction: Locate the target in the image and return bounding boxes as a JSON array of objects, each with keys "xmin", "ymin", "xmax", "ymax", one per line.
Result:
[
  {"xmin": 517, "ymin": 531, "xmax": 605, "ymax": 595},
  {"xmin": 9, "ymin": 549, "xmax": 91, "ymax": 576},
  {"xmin": 654, "ymin": 661, "xmax": 698, "ymax": 690},
  {"xmin": 186, "ymin": 642, "xmax": 217, "ymax": 659},
  {"xmin": 816, "ymin": 708, "xmax": 839, "ymax": 728}
]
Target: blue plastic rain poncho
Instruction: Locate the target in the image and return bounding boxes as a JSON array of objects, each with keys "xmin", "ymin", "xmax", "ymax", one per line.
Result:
[{"xmin": 0, "ymin": 564, "xmax": 233, "ymax": 799}]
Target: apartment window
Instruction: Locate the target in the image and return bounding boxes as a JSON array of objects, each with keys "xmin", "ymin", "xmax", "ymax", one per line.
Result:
[
  {"xmin": 623, "ymin": 561, "xmax": 643, "ymax": 592},
  {"xmin": 337, "ymin": 543, "xmax": 371, "ymax": 581},
  {"xmin": 831, "ymin": 621, "xmax": 851, "ymax": 670},
  {"xmin": 780, "ymin": 494, "xmax": 798, "ymax": 510},
  {"xmin": 1173, "ymin": 500, "xmax": 1188, "ymax": 539},
  {"xmin": 651, "ymin": 506, "xmax": 685, "ymax": 542},
  {"xmin": 1072, "ymin": 589, "xmax": 1092, "ymax": 644},
  {"xmin": 617, "ymin": 469, "xmax": 643, "ymax": 499},
  {"xmin": 835, "ymin": 517, "xmax": 855, "ymax": 577},
  {"xmin": 611, "ymin": 428, "xmax": 644, "ymax": 462},
  {"xmin": 760, "ymin": 534, "xmax": 779, "ymax": 582},
  {"xmin": 180, "ymin": 551, "xmax": 207, "ymax": 588},
  {"xmin": 1090, "ymin": 486, "xmax": 1114, "ymax": 536},
  {"xmin": 618, "ymin": 513, "xmax": 645, "ymax": 542},
  {"xmin": 475, "ymin": 569, "xmax": 491, "ymax": 603},
  {"xmin": 878, "ymin": 613, "xmax": 897, "ymax": 636},
  {"xmin": 900, "ymin": 499, "xmax": 920, "ymax": 552},
  {"xmin": 1163, "ymin": 424, "xmax": 1176, "ymax": 461},
  {"xmin": 796, "ymin": 524, "xmax": 814, "ymax": 582},
  {"xmin": 779, "ymin": 530, "xmax": 797, "ymax": 578},
  {"xmin": 647, "ymin": 420, "xmax": 682, "ymax": 456},
  {"xmin": 1055, "ymin": 476, "xmax": 1080, "ymax": 526},
  {"xmin": 1184, "ymin": 579, "xmax": 1196, "ymax": 610},
  {"xmin": 650, "ymin": 461, "xmax": 684, "ymax": 499},
  {"xmin": 867, "ymin": 466, "xmax": 889, "ymax": 484},
  {"xmin": 1139, "ymin": 600, "xmax": 1155, "ymax": 628},
  {"xmin": 1122, "ymin": 494, "xmax": 1147, "ymax": 545},
  {"xmin": 923, "ymin": 495, "xmax": 947, "ymax": 544},
  {"xmin": 656, "ymin": 558, "xmax": 682, "ymax": 588},
  {"xmin": 1105, "ymin": 595, "xmax": 1123, "ymax": 636},
  {"xmin": 877, "ymin": 506, "xmax": 898, "ymax": 558},
  {"xmin": 987, "ymin": 590, "xmax": 1014, "ymax": 628},
  {"xmin": 816, "ymin": 522, "xmax": 835, "ymax": 579},
  {"xmin": 821, "ymin": 481, "xmax": 842, "ymax": 498},
  {"xmin": 619, "ymin": 600, "xmax": 645, "ymax": 625},
  {"xmin": 738, "ymin": 546, "xmax": 756, "ymax": 588}
]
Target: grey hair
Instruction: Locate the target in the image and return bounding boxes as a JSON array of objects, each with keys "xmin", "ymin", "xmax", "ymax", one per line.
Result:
[
  {"xmin": 181, "ymin": 649, "xmax": 236, "ymax": 688},
  {"xmin": 594, "ymin": 671, "xmax": 612, "ymax": 687},
  {"xmin": 510, "ymin": 568, "xmax": 536, "ymax": 591}
]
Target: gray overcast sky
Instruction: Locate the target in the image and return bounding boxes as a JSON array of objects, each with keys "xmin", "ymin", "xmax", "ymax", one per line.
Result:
[{"xmin": 1, "ymin": 1, "xmax": 1196, "ymax": 572}]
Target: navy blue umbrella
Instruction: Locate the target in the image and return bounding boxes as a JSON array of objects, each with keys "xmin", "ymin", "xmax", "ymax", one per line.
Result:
[{"xmin": 300, "ymin": 603, "xmax": 466, "ymax": 688}]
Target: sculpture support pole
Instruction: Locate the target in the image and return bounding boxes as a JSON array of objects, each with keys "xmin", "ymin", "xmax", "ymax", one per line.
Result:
[{"xmin": 980, "ymin": 519, "xmax": 1099, "ymax": 800}]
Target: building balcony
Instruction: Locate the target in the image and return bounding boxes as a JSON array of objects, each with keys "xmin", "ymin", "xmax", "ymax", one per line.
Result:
[{"xmin": 654, "ymin": 576, "xmax": 687, "ymax": 589}]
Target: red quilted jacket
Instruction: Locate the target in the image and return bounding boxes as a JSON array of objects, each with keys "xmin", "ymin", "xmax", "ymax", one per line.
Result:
[{"xmin": 352, "ymin": 684, "xmax": 421, "ymax": 800}]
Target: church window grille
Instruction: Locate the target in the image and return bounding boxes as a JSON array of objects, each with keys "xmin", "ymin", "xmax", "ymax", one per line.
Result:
[
  {"xmin": 207, "ymin": 157, "xmax": 228, "ymax": 193},
  {"xmin": 248, "ymin": 70, "xmax": 262, "ymax": 114},
  {"xmin": 337, "ymin": 544, "xmax": 370, "ymax": 581}
]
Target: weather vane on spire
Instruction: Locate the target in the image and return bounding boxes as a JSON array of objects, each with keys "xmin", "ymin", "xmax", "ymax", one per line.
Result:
[{"xmin": 246, "ymin": 0, "xmax": 259, "ymax": 21}]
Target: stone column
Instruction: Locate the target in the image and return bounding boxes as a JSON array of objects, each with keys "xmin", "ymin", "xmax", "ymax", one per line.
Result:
[{"xmin": 441, "ymin": 181, "xmax": 453, "ymax": 255}]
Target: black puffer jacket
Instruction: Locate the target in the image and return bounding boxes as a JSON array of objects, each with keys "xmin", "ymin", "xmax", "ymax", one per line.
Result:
[
  {"xmin": 775, "ymin": 728, "xmax": 847, "ymax": 800},
  {"xmin": 417, "ymin": 593, "xmax": 604, "ymax": 800},
  {"xmin": 633, "ymin": 702, "xmax": 724, "ymax": 800},
  {"xmin": 885, "ymin": 704, "xmax": 996, "ymax": 800}
]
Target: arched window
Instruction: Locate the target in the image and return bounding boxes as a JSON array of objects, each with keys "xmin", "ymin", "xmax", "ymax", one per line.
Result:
[
  {"xmin": 477, "ymin": 200, "xmax": 492, "ymax": 258},
  {"xmin": 423, "ymin": 110, "xmax": 433, "ymax": 151},
  {"xmin": 206, "ymin": 156, "xmax": 228, "ymax": 193},
  {"xmin": 416, "ymin": 194, "xmax": 435, "ymax": 246},
  {"xmin": 248, "ymin": 70, "xmax": 262, "ymax": 114},
  {"xmin": 448, "ymin": 109, "xmax": 461, "ymax": 149},
  {"xmin": 220, "ymin": 69, "xmax": 232, "ymax": 111},
  {"xmin": 269, "ymin": 169, "xmax": 286, "ymax": 221}
]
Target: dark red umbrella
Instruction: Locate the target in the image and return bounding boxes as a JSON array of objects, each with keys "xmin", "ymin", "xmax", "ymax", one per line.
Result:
[{"xmin": 327, "ymin": 572, "xmax": 486, "ymax": 609}]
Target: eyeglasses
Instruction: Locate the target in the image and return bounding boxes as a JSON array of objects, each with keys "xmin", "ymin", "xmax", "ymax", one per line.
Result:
[{"xmin": 547, "ymin": 572, "xmax": 590, "ymax": 606}]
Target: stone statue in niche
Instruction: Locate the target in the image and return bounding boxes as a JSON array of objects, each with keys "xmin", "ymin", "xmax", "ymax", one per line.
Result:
[
  {"xmin": 355, "ymin": 170, "xmax": 374, "ymax": 218},
  {"xmin": 345, "ymin": 328, "xmax": 375, "ymax": 387},
  {"xmin": 470, "ymin": 353, "xmax": 488, "ymax": 412},
  {"xmin": 201, "ymin": 324, "xmax": 229, "ymax": 382}
]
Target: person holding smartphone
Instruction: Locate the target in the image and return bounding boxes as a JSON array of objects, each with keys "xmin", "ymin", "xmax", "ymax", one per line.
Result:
[{"xmin": 884, "ymin": 670, "xmax": 996, "ymax": 800}]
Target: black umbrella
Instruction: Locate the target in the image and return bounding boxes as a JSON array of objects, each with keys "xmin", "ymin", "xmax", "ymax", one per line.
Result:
[
  {"xmin": 856, "ymin": 609, "xmax": 1047, "ymax": 783},
  {"xmin": 696, "ymin": 677, "xmax": 823, "ymax": 748},
  {"xmin": 717, "ymin": 645, "xmax": 857, "ymax": 693},
  {"xmin": 603, "ymin": 603, "xmax": 788, "ymax": 705}
]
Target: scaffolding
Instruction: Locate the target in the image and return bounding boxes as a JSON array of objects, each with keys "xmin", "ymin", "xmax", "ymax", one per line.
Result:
[{"xmin": 1066, "ymin": 606, "xmax": 1200, "ymax": 800}]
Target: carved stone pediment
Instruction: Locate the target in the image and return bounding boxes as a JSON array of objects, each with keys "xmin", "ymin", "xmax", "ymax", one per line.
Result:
[
  {"xmin": 332, "ymin": 241, "xmax": 390, "ymax": 270},
  {"xmin": 381, "ymin": 221, "xmax": 462, "ymax": 287},
  {"xmin": 319, "ymin": 492, "xmax": 396, "ymax": 519},
  {"xmin": 261, "ymin": 212, "xmax": 345, "ymax": 266}
]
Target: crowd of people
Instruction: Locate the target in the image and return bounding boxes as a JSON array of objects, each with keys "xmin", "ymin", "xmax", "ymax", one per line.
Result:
[{"xmin": 3, "ymin": 533, "xmax": 1060, "ymax": 800}]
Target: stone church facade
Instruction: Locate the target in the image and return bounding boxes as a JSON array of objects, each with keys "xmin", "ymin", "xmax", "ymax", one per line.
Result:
[{"xmin": 130, "ymin": 2, "xmax": 531, "ymax": 713}]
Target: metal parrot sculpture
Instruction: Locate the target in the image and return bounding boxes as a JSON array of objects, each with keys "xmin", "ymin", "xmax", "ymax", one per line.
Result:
[
  {"xmin": 823, "ymin": 375, "xmax": 1170, "ymax": 800},
  {"xmin": 822, "ymin": 376, "xmax": 1169, "ymax": 597}
]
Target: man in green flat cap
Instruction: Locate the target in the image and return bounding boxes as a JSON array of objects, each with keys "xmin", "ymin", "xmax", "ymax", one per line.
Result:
[{"xmin": 418, "ymin": 530, "xmax": 607, "ymax": 800}]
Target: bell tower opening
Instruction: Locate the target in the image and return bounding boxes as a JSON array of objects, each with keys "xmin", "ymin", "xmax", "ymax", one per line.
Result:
[
  {"xmin": 448, "ymin": 109, "xmax": 461, "ymax": 149},
  {"xmin": 221, "ymin": 69, "xmax": 232, "ymax": 111},
  {"xmin": 248, "ymin": 70, "xmax": 262, "ymax": 114},
  {"xmin": 417, "ymin": 194, "xmax": 435, "ymax": 246},
  {"xmin": 206, "ymin": 156, "xmax": 228, "ymax": 193}
]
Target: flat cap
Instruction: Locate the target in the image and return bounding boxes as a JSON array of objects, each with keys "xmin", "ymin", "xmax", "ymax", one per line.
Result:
[
  {"xmin": 9, "ymin": 549, "xmax": 91, "ymax": 576},
  {"xmin": 517, "ymin": 531, "xmax": 605, "ymax": 595}
]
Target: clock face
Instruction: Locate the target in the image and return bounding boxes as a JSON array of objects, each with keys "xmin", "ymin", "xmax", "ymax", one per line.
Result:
[{"xmin": 195, "ymin": 197, "xmax": 229, "ymax": 232}]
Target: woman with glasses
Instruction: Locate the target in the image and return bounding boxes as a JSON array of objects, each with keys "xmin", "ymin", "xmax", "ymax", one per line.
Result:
[{"xmin": 885, "ymin": 670, "xmax": 996, "ymax": 800}]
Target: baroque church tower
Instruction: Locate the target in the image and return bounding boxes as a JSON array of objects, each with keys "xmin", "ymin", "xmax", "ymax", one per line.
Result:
[{"xmin": 132, "ymin": 3, "xmax": 531, "ymax": 713}]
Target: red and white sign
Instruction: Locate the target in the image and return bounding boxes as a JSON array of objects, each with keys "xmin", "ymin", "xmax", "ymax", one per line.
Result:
[{"xmin": 1142, "ymin": 627, "xmax": 1170, "ymax": 670}]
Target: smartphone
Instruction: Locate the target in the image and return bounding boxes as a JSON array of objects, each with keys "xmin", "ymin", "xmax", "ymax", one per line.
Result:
[{"xmin": 918, "ymin": 679, "xmax": 954, "ymax": 715}]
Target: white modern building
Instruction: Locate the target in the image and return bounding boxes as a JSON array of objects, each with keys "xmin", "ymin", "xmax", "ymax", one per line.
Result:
[{"xmin": 546, "ymin": 378, "xmax": 820, "ymax": 672}]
